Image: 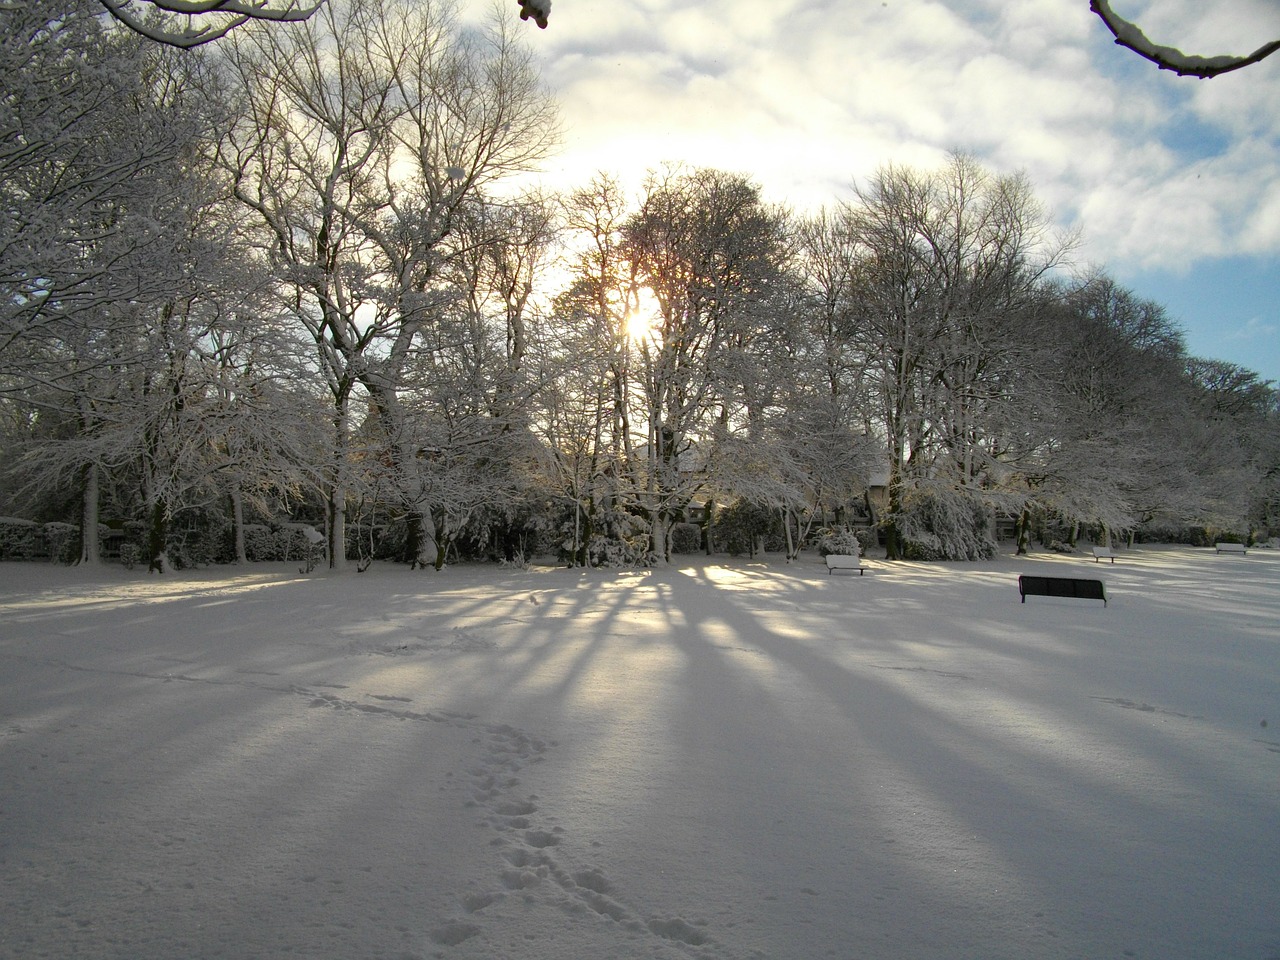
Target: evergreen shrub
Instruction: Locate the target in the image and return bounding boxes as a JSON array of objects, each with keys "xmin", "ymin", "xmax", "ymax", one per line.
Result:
[{"xmin": 670, "ymin": 522, "xmax": 701, "ymax": 555}]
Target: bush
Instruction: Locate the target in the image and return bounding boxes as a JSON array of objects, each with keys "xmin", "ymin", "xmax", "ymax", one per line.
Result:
[
  {"xmin": 0, "ymin": 517, "xmax": 44, "ymax": 560},
  {"xmin": 586, "ymin": 534, "xmax": 648, "ymax": 568},
  {"xmin": 895, "ymin": 486, "xmax": 996, "ymax": 562},
  {"xmin": 242, "ymin": 523, "xmax": 280, "ymax": 561},
  {"xmin": 817, "ymin": 527, "xmax": 861, "ymax": 557},
  {"xmin": 43, "ymin": 522, "xmax": 79, "ymax": 564},
  {"xmin": 712, "ymin": 500, "xmax": 777, "ymax": 557},
  {"xmin": 670, "ymin": 522, "xmax": 702, "ymax": 555}
]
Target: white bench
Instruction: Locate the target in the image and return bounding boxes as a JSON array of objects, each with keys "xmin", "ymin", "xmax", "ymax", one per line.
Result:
[
  {"xmin": 1214, "ymin": 542, "xmax": 1247, "ymax": 555},
  {"xmin": 1091, "ymin": 546, "xmax": 1117, "ymax": 563},
  {"xmin": 825, "ymin": 554, "xmax": 863, "ymax": 576}
]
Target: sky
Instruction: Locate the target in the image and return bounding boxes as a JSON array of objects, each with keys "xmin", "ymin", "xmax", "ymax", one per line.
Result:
[{"xmin": 515, "ymin": 0, "xmax": 1280, "ymax": 384}]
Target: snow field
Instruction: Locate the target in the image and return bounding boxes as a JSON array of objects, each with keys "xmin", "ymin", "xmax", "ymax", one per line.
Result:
[{"xmin": 0, "ymin": 545, "xmax": 1277, "ymax": 959}]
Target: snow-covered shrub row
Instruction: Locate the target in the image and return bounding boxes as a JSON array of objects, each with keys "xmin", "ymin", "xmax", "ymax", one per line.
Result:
[
  {"xmin": 896, "ymin": 486, "xmax": 997, "ymax": 562},
  {"xmin": 1133, "ymin": 524, "xmax": 1252, "ymax": 547},
  {"xmin": 0, "ymin": 518, "xmax": 84, "ymax": 563},
  {"xmin": 0, "ymin": 517, "xmax": 46, "ymax": 560},
  {"xmin": 242, "ymin": 523, "xmax": 322, "ymax": 562}
]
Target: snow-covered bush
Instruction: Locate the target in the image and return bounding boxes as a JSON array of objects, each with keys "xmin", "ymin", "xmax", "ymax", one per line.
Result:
[
  {"xmin": 43, "ymin": 522, "xmax": 79, "ymax": 564},
  {"xmin": 0, "ymin": 517, "xmax": 44, "ymax": 560},
  {"xmin": 586, "ymin": 534, "xmax": 648, "ymax": 568},
  {"xmin": 242, "ymin": 524, "xmax": 280, "ymax": 561},
  {"xmin": 895, "ymin": 486, "xmax": 997, "ymax": 561},
  {"xmin": 670, "ymin": 522, "xmax": 702, "ymax": 555},
  {"xmin": 242, "ymin": 523, "xmax": 319, "ymax": 562},
  {"xmin": 712, "ymin": 500, "xmax": 778, "ymax": 557},
  {"xmin": 817, "ymin": 527, "xmax": 861, "ymax": 557}
]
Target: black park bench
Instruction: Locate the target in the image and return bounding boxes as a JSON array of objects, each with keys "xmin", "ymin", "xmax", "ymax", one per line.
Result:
[{"xmin": 1018, "ymin": 574, "xmax": 1107, "ymax": 606}]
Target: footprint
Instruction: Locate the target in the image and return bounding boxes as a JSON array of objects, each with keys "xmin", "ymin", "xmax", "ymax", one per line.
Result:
[
  {"xmin": 494, "ymin": 799, "xmax": 537, "ymax": 817},
  {"xmin": 460, "ymin": 891, "xmax": 501, "ymax": 913},
  {"xmin": 571, "ymin": 868, "xmax": 613, "ymax": 894},
  {"xmin": 429, "ymin": 921, "xmax": 481, "ymax": 946},
  {"xmin": 524, "ymin": 829, "xmax": 560, "ymax": 849},
  {"xmin": 501, "ymin": 869, "xmax": 541, "ymax": 890},
  {"xmin": 582, "ymin": 890, "xmax": 629, "ymax": 921},
  {"xmin": 648, "ymin": 917, "xmax": 710, "ymax": 946}
]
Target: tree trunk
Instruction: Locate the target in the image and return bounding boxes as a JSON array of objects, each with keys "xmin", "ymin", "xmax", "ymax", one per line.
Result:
[
  {"xmin": 147, "ymin": 497, "xmax": 168, "ymax": 573},
  {"xmin": 328, "ymin": 483, "xmax": 347, "ymax": 571},
  {"xmin": 1015, "ymin": 506, "xmax": 1032, "ymax": 556},
  {"xmin": 651, "ymin": 512, "xmax": 671, "ymax": 563},
  {"xmin": 328, "ymin": 403, "xmax": 350, "ymax": 571},
  {"xmin": 79, "ymin": 462, "xmax": 101, "ymax": 566},
  {"xmin": 230, "ymin": 489, "xmax": 248, "ymax": 564}
]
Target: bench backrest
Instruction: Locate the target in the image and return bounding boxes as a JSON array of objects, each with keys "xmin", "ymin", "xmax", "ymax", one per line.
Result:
[{"xmin": 1018, "ymin": 575, "xmax": 1106, "ymax": 604}]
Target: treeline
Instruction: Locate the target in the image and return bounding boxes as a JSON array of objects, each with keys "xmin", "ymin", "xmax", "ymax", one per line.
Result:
[{"xmin": 2, "ymin": 0, "xmax": 1277, "ymax": 570}]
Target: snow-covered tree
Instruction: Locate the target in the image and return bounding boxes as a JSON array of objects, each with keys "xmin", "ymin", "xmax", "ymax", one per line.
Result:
[
  {"xmin": 621, "ymin": 166, "xmax": 792, "ymax": 561},
  {"xmin": 531, "ymin": 175, "xmax": 644, "ymax": 565},
  {"xmin": 216, "ymin": 0, "xmax": 556, "ymax": 569},
  {"xmin": 836, "ymin": 155, "xmax": 1071, "ymax": 560},
  {"xmin": 0, "ymin": 0, "xmax": 276, "ymax": 567}
]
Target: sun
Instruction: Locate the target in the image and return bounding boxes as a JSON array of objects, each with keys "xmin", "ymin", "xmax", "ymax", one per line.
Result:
[{"xmin": 624, "ymin": 286, "xmax": 662, "ymax": 344}]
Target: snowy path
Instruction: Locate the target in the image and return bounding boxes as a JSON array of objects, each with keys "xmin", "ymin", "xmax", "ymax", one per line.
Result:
[{"xmin": 1, "ymin": 546, "xmax": 1277, "ymax": 959}]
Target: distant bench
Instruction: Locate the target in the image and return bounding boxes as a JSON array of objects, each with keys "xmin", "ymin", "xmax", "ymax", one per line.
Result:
[
  {"xmin": 1214, "ymin": 542, "xmax": 1247, "ymax": 555},
  {"xmin": 825, "ymin": 554, "xmax": 863, "ymax": 576},
  {"xmin": 1091, "ymin": 546, "xmax": 1117, "ymax": 563},
  {"xmin": 1018, "ymin": 575, "xmax": 1106, "ymax": 606}
]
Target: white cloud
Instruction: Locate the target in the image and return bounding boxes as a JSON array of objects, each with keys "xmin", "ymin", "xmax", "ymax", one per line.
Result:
[
  {"xmin": 1225, "ymin": 314, "xmax": 1279, "ymax": 343},
  {"xmin": 525, "ymin": 0, "xmax": 1280, "ymax": 271}
]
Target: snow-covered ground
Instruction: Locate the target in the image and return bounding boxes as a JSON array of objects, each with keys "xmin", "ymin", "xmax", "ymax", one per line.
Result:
[{"xmin": 1, "ymin": 545, "xmax": 1277, "ymax": 960}]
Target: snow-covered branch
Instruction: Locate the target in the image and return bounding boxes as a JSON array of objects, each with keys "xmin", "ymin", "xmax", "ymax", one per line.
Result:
[
  {"xmin": 1090, "ymin": 0, "xmax": 1280, "ymax": 78},
  {"xmin": 97, "ymin": 0, "xmax": 323, "ymax": 48}
]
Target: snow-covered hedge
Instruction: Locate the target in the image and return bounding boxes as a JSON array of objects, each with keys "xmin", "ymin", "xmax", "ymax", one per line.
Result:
[
  {"xmin": 0, "ymin": 518, "xmax": 84, "ymax": 562},
  {"xmin": 43, "ymin": 522, "xmax": 79, "ymax": 564},
  {"xmin": 712, "ymin": 500, "xmax": 780, "ymax": 556},
  {"xmin": 242, "ymin": 523, "xmax": 321, "ymax": 562},
  {"xmin": 0, "ymin": 517, "xmax": 45, "ymax": 560}
]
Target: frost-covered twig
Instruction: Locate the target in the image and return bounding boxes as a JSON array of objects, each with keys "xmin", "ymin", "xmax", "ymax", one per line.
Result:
[{"xmin": 1090, "ymin": 0, "xmax": 1280, "ymax": 77}]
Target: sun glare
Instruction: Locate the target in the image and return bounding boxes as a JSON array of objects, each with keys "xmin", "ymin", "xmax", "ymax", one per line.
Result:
[{"xmin": 624, "ymin": 287, "xmax": 662, "ymax": 344}]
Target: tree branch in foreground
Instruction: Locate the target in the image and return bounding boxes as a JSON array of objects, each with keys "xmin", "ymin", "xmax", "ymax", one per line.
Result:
[
  {"xmin": 1090, "ymin": 0, "xmax": 1280, "ymax": 78},
  {"xmin": 97, "ymin": 0, "xmax": 323, "ymax": 48}
]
